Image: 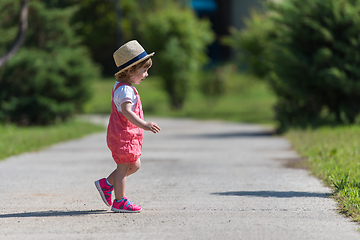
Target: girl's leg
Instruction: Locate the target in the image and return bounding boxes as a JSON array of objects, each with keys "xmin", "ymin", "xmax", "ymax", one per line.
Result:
[
  {"xmin": 113, "ymin": 163, "xmax": 131, "ymax": 200},
  {"xmin": 107, "ymin": 158, "xmax": 141, "ymax": 185},
  {"xmin": 107, "ymin": 169, "xmax": 116, "ymax": 186},
  {"xmin": 127, "ymin": 158, "xmax": 141, "ymax": 176}
]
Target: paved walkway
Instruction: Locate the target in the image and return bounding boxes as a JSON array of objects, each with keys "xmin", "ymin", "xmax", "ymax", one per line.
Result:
[{"xmin": 0, "ymin": 116, "xmax": 359, "ymax": 239}]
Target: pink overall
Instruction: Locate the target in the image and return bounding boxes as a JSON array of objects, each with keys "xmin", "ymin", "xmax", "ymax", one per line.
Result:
[{"xmin": 106, "ymin": 82, "xmax": 144, "ymax": 164}]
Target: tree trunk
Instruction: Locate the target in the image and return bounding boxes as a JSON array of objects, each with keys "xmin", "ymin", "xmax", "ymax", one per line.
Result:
[{"xmin": 0, "ymin": 0, "xmax": 30, "ymax": 68}]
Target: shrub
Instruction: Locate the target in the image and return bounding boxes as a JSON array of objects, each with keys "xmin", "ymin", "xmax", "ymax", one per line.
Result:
[
  {"xmin": 139, "ymin": 1, "xmax": 214, "ymax": 109},
  {"xmin": 223, "ymin": 10, "xmax": 275, "ymax": 79},
  {"xmin": 0, "ymin": 0, "xmax": 100, "ymax": 125},
  {"xmin": 226, "ymin": 0, "xmax": 360, "ymax": 131},
  {"xmin": 199, "ymin": 64, "xmax": 238, "ymax": 98}
]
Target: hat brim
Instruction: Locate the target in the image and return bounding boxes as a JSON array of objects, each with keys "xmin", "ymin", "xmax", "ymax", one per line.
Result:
[{"xmin": 115, "ymin": 52, "xmax": 155, "ymax": 75}]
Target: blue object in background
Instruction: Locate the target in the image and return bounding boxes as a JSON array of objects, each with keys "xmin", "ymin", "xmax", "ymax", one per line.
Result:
[
  {"xmin": 191, "ymin": 0, "xmax": 217, "ymax": 12},
  {"xmin": 190, "ymin": 0, "xmax": 265, "ymax": 65},
  {"xmin": 190, "ymin": 0, "xmax": 222, "ymax": 65}
]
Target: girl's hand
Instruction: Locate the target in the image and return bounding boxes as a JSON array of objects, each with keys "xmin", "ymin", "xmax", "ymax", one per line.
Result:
[
  {"xmin": 121, "ymin": 102, "xmax": 161, "ymax": 134},
  {"xmin": 144, "ymin": 122, "xmax": 161, "ymax": 134}
]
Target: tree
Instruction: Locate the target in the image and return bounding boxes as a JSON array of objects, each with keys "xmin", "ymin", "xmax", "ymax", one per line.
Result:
[
  {"xmin": 0, "ymin": 0, "xmax": 29, "ymax": 68},
  {"xmin": 0, "ymin": 0, "xmax": 100, "ymax": 125},
  {"xmin": 226, "ymin": 0, "xmax": 360, "ymax": 131}
]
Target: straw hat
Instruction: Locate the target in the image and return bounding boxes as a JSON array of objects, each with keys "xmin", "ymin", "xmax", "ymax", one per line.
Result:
[{"xmin": 113, "ymin": 40, "xmax": 155, "ymax": 74}]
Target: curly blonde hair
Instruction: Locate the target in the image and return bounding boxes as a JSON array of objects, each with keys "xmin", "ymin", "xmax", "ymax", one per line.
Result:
[{"xmin": 115, "ymin": 58, "xmax": 152, "ymax": 82}]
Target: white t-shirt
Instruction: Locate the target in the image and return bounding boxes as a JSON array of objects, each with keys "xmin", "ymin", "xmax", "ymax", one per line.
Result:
[{"xmin": 113, "ymin": 82, "xmax": 137, "ymax": 113}]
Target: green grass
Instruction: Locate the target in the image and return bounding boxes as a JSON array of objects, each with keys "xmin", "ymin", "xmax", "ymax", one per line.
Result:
[
  {"xmin": 286, "ymin": 125, "xmax": 360, "ymax": 221},
  {"xmin": 84, "ymin": 72, "xmax": 276, "ymax": 124},
  {"xmin": 0, "ymin": 120, "xmax": 104, "ymax": 160}
]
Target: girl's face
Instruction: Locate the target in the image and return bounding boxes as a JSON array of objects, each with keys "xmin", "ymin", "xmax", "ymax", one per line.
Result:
[{"xmin": 130, "ymin": 66, "xmax": 150, "ymax": 85}]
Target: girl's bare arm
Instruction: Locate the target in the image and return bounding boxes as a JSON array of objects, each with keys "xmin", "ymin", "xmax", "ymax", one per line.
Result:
[{"xmin": 121, "ymin": 102, "xmax": 161, "ymax": 133}]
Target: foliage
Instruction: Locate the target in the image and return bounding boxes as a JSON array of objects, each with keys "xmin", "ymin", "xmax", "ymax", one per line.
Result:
[
  {"xmin": 0, "ymin": 0, "xmax": 100, "ymax": 125},
  {"xmin": 139, "ymin": 1, "xmax": 214, "ymax": 109},
  {"xmin": 223, "ymin": 11, "xmax": 274, "ymax": 79},
  {"xmin": 225, "ymin": 0, "xmax": 360, "ymax": 132},
  {"xmin": 69, "ymin": 0, "xmax": 117, "ymax": 75},
  {"xmin": 199, "ymin": 64, "xmax": 237, "ymax": 97},
  {"xmin": 199, "ymin": 67, "xmax": 226, "ymax": 97},
  {"xmin": 0, "ymin": 0, "xmax": 20, "ymax": 53},
  {"xmin": 286, "ymin": 125, "xmax": 360, "ymax": 221},
  {"xmin": 43, "ymin": 0, "xmax": 193, "ymax": 75}
]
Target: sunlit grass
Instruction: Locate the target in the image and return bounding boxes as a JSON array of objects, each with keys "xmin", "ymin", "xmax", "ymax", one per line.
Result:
[
  {"xmin": 0, "ymin": 120, "xmax": 104, "ymax": 160},
  {"xmin": 286, "ymin": 125, "xmax": 360, "ymax": 221}
]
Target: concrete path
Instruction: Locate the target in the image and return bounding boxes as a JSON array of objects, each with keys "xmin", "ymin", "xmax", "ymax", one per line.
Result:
[{"xmin": 0, "ymin": 116, "xmax": 359, "ymax": 240}]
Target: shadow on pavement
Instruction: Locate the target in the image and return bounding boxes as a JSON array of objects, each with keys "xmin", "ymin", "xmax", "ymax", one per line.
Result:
[
  {"xmin": 0, "ymin": 210, "xmax": 108, "ymax": 219},
  {"xmin": 212, "ymin": 190, "xmax": 331, "ymax": 198}
]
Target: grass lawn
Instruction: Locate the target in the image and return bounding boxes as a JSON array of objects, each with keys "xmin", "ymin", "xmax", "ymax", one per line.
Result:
[
  {"xmin": 286, "ymin": 126, "xmax": 360, "ymax": 221},
  {"xmin": 0, "ymin": 120, "xmax": 104, "ymax": 161}
]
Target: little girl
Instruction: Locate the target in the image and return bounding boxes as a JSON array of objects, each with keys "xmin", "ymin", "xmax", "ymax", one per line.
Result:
[{"xmin": 95, "ymin": 40, "xmax": 161, "ymax": 213}]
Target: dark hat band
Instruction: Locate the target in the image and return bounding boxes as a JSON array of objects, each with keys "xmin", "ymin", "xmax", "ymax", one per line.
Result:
[{"xmin": 117, "ymin": 51, "xmax": 148, "ymax": 71}]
